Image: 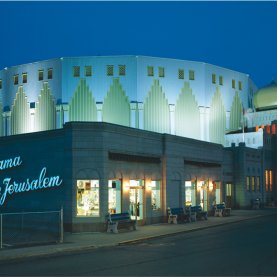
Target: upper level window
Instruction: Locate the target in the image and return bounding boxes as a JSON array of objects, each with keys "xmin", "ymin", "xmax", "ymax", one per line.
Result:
[
  {"xmin": 232, "ymin": 79, "xmax": 236, "ymax": 89},
  {"xmin": 14, "ymin": 74, "xmax": 19, "ymax": 85},
  {"xmin": 38, "ymin": 70, "xmax": 44, "ymax": 81},
  {"xmin": 48, "ymin": 68, "xmax": 53, "ymax": 80},
  {"xmin": 22, "ymin": 73, "xmax": 27, "ymax": 84},
  {"xmin": 246, "ymin": 176, "xmax": 250, "ymax": 191},
  {"xmin": 147, "ymin": 66, "xmax": 154, "ymax": 77},
  {"xmin": 189, "ymin": 70, "xmax": 195, "ymax": 80},
  {"xmin": 212, "ymin": 74, "xmax": 216, "ymax": 84},
  {"xmin": 219, "ymin": 76, "xmax": 223, "ymax": 86},
  {"xmin": 85, "ymin": 66, "xmax": 92, "ymax": 77},
  {"xmin": 158, "ymin": 67, "xmax": 165, "ymax": 78},
  {"xmin": 107, "ymin": 65, "xmax": 114, "ymax": 76},
  {"xmin": 118, "ymin": 65, "xmax": 126, "ymax": 76},
  {"xmin": 0, "ymin": 79, "xmax": 2, "ymax": 89},
  {"xmin": 178, "ymin": 69, "xmax": 184, "ymax": 79},
  {"xmin": 73, "ymin": 66, "xmax": 80, "ymax": 77},
  {"xmin": 239, "ymin": 81, "xmax": 242, "ymax": 91}
]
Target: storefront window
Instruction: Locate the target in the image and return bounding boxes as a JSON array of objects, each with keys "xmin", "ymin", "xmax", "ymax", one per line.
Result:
[
  {"xmin": 185, "ymin": 181, "xmax": 196, "ymax": 206},
  {"xmin": 76, "ymin": 180, "xmax": 99, "ymax": 217},
  {"xmin": 108, "ymin": 180, "xmax": 121, "ymax": 214},
  {"xmin": 151, "ymin": 181, "xmax": 161, "ymax": 210}
]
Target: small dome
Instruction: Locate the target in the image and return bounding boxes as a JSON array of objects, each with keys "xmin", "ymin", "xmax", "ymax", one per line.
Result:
[{"xmin": 254, "ymin": 81, "xmax": 277, "ymax": 111}]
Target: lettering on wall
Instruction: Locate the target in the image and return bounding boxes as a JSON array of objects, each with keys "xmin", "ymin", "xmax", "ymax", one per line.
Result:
[{"xmin": 0, "ymin": 156, "xmax": 63, "ymax": 206}]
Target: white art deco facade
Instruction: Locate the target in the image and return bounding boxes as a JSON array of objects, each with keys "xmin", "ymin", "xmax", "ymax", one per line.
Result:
[{"xmin": 0, "ymin": 56, "xmax": 257, "ymax": 144}]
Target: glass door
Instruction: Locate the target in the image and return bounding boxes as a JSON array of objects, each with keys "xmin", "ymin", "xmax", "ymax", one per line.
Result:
[{"xmin": 129, "ymin": 188, "xmax": 144, "ymax": 220}]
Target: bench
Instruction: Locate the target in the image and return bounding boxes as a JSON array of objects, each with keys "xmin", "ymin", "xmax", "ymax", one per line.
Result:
[
  {"xmin": 106, "ymin": 212, "xmax": 137, "ymax": 233},
  {"xmin": 214, "ymin": 204, "xmax": 231, "ymax": 217},
  {"xmin": 168, "ymin": 207, "xmax": 191, "ymax": 224},
  {"xmin": 190, "ymin": 205, "xmax": 208, "ymax": 221}
]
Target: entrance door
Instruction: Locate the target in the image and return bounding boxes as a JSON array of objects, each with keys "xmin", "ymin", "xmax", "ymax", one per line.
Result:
[
  {"xmin": 199, "ymin": 183, "xmax": 208, "ymax": 211},
  {"xmin": 129, "ymin": 188, "xmax": 144, "ymax": 220}
]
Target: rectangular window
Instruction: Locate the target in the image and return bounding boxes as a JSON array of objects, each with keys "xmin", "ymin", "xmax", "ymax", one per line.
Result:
[
  {"xmin": 270, "ymin": 170, "xmax": 273, "ymax": 192},
  {"xmin": 226, "ymin": 183, "xmax": 232, "ymax": 196},
  {"xmin": 251, "ymin": 176, "xmax": 255, "ymax": 192},
  {"xmin": 76, "ymin": 180, "xmax": 99, "ymax": 216},
  {"xmin": 232, "ymin": 79, "xmax": 236, "ymax": 89},
  {"xmin": 73, "ymin": 66, "xmax": 80, "ymax": 77},
  {"xmin": 118, "ymin": 65, "xmax": 126, "ymax": 76},
  {"xmin": 178, "ymin": 69, "xmax": 184, "ymax": 79},
  {"xmin": 0, "ymin": 79, "xmax": 2, "ymax": 89},
  {"xmin": 151, "ymin": 181, "xmax": 161, "ymax": 210},
  {"xmin": 265, "ymin": 170, "xmax": 269, "ymax": 192},
  {"xmin": 14, "ymin": 74, "xmax": 19, "ymax": 85},
  {"xmin": 38, "ymin": 70, "xmax": 44, "ymax": 81},
  {"xmin": 48, "ymin": 68, "xmax": 53, "ymax": 80},
  {"xmin": 147, "ymin": 66, "xmax": 154, "ymax": 77},
  {"xmin": 239, "ymin": 81, "xmax": 242, "ymax": 90},
  {"xmin": 246, "ymin": 176, "xmax": 250, "ymax": 191},
  {"xmin": 189, "ymin": 70, "xmax": 195, "ymax": 80},
  {"xmin": 219, "ymin": 76, "xmax": 223, "ymax": 85},
  {"xmin": 212, "ymin": 74, "xmax": 216, "ymax": 84},
  {"xmin": 107, "ymin": 65, "xmax": 114, "ymax": 76},
  {"xmin": 185, "ymin": 181, "xmax": 196, "ymax": 206},
  {"xmin": 22, "ymin": 73, "xmax": 27, "ymax": 84},
  {"xmin": 85, "ymin": 66, "xmax": 92, "ymax": 77},
  {"xmin": 108, "ymin": 180, "xmax": 122, "ymax": 214},
  {"xmin": 158, "ymin": 67, "xmax": 165, "ymax": 78}
]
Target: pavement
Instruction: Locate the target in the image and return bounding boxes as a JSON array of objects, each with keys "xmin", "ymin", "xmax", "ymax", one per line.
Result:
[{"xmin": 1, "ymin": 208, "xmax": 277, "ymax": 263}]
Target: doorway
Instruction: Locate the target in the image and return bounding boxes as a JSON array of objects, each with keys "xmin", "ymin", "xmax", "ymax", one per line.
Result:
[{"xmin": 129, "ymin": 180, "xmax": 144, "ymax": 220}]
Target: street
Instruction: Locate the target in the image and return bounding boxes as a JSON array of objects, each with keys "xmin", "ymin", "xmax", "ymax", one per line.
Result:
[{"xmin": 1, "ymin": 215, "xmax": 277, "ymax": 276}]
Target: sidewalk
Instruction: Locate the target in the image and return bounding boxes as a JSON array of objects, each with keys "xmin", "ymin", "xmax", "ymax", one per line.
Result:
[{"xmin": 1, "ymin": 209, "xmax": 277, "ymax": 263}]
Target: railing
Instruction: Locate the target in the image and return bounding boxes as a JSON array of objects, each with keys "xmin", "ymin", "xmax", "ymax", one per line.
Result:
[{"xmin": 0, "ymin": 208, "xmax": 63, "ymax": 249}]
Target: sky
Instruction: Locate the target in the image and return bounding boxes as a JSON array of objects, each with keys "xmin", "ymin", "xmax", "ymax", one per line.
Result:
[{"xmin": 0, "ymin": 1, "xmax": 276, "ymax": 88}]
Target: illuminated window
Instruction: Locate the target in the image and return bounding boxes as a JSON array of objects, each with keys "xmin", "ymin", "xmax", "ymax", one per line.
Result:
[
  {"xmin": 48, "ymin": 68, "xmax": 53, "ymax": 79},
  {"xmin": 158, "ymin": 67, "xmax": 165, "ymax": 78},
  {"xmin": 189, "ymin": 70, "xmax": 195, "ymax": 80},
  {"xmin": 14, "ymin": 74, "xmax": 19, "ymax": 85},
  {"xmin": 256, "ymin": 176, "xmax": 260, "ymax": 192},
  {"xmin": 178, "ymin": 69, "xmax": 184, "ymax": 79},
  {"xmin": 85, "ymin": 66, "xmax": 92, "ymax": 77},
  {"xmin": 76, "ymin": 180, "xmax": 99, "ymax": 216},
  {"xmin": 108, "ymin": 180, "xmax": 122, "ymax": 214},
  {"xmin": 118, "ymin": 65, "xmax": 126, "ymax": 76},
  {"xmin": 107, "ymin": 65, "xmax": 114, "ymax": 76},
  {"xmin": 251, "ymin": 176, "xmax": 255, "ymax": 192},
  {"xmin": 269, "ymin": 170, "xmax": 273, "ymax": 192},
  {"xmin": 22, "ymin": 73, "xmax": 27, "ymax": 84},
  {"xmin": 151, "ymin": 181, "xmax": 161, "ymax": 210},
  {"xmin": 212, "ymin": 74, "xmax": 216, "ymax": 84},
  {"xmin": 185, "ymin": 181, "xmax": 196, "ymax": 206},
  {"xmin": 226, "ymin": 183, "xmax": 232, "ymax": 196},
  {"xmin": 73, "ymin": 66, "xmax": 80, "ymax": 77},
  {"xmin": 0, "ymin": 79, "xmax": 2, "ymax": 89},
  {"xmin": 232, "ymin": 79, "xmax": 236, "ymax": 89},
  {"xmin": 147, "ymin": 66, "xmax": 154, "ymax": 76},
  {"xmin": 38, "ymin": 70, "xmax": 44, "ymax": 81},
  {"xmin": 219, "ymin": 76, "xmax": 223, "ymax": 85},
  {"xmin": 239, "ymin": 81, "xmax": 242, "ymax": 91},
  {"xmin": 246, "ymin": 176, "xmax": 250, "ymax": 191},
  {"xmin": 265, "ymin": 170, "xmax": 269, "ymax": 192}
]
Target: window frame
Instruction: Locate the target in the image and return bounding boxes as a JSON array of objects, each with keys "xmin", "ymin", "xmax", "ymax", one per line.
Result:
[{"xmin": 48, "ymin": 68, "xmax": 53, "ymax": 80}]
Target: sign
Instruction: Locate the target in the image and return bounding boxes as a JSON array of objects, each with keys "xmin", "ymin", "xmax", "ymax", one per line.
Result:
[{"xmin": 0, "ymin": 156, "xmax": 63, "ymax": 206}]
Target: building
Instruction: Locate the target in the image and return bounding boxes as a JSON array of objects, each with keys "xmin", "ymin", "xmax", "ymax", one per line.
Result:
[{"xmin": 0, "ymin": 56, "xmax": 275, "ymax": 232}]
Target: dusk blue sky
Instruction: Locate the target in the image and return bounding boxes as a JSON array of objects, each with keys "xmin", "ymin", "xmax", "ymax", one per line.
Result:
[{"xmin": 1, "ymin": 1, "xmax": 276, "ymax": 88}]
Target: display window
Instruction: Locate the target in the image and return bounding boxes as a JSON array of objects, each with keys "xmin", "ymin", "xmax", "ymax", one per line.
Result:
[
  {"xmin": 108, "ymin": 180, "xmax": 122, "ymax": 214},
  {"xmin": 151, "ymin": 181, "xmax": 161, "ymax": 210},
  {"xmin": 185, "ymin": 181, "xmax": 196, "ymax": 206},
  {"xmin": 76, "ymin": 180, "xmax": 99, "ymax": 217}
]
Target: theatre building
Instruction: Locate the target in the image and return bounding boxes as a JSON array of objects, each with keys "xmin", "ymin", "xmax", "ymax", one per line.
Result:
[
  {"xmin": 0, "ymin": 56, "xmax": 276, "ymax": 232},
  {"xmin": 0, "ymin": 121, "xmax": 232, "ymax": 232}
]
